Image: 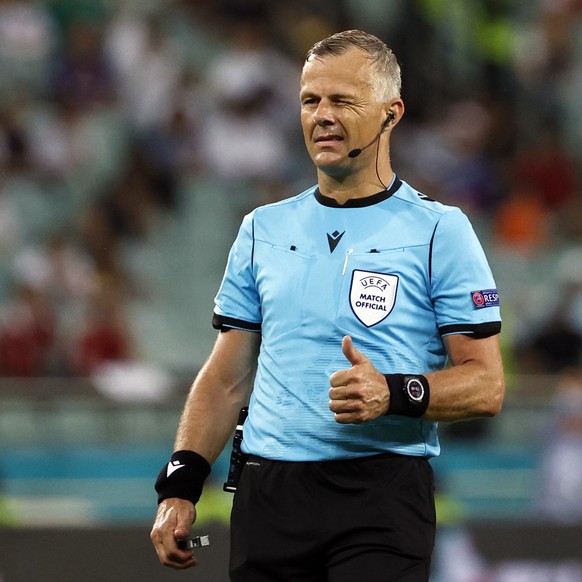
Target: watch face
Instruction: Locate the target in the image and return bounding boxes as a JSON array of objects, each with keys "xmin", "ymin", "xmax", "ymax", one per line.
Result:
[{"xmin": 405, "ymin": 377, "xmax": 425, "ymax": 403}]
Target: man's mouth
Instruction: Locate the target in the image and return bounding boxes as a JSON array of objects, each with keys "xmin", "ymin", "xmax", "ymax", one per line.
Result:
[{"xmin": 315, "ymin": 134, "xmax": 344, "ymax": 144}]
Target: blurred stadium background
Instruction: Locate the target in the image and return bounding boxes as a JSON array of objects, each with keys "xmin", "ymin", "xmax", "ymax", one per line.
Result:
[{"xmin": 1, "ymin": 0, "xmax": 582, "ymax": 580}]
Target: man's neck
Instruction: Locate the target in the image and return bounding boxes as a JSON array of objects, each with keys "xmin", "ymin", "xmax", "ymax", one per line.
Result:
[{"xmin": 317, "ymin": 171, "xmax": 394, "ymax": 206}]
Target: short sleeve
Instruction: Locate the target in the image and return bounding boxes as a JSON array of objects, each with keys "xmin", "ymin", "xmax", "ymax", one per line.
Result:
[
  {"xmin": 430, "ymin": 208, "xmax": 501, "ymax": 338},
  {"xmin": 213, "ymin": 213, "xmax": 262, "ymax": 332}
]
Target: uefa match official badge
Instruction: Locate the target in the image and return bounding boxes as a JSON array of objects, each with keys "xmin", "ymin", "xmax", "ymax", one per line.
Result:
[{"xmin": 350, "ymin": 270, "xmax": 398, "ymax": 327}]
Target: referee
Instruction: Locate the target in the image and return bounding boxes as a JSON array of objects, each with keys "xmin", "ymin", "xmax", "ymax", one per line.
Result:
[{"xmin": 151, "ymin": 29, "xmax": 505, "ymax": 582}]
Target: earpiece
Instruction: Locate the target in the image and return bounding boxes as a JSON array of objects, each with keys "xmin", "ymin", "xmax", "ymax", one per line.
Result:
[
  {"xmin": 383, "ymin": 112, "xmax": 395, "ymax": 129},
  {"xmin": 348, "ymin": 112, "xmax": 397, "ymax": 158}
]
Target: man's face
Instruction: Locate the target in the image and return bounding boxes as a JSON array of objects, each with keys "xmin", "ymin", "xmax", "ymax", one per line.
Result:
[{"xmin": 300, "ymin": 47, "xmax": 385, "ymax": 176}]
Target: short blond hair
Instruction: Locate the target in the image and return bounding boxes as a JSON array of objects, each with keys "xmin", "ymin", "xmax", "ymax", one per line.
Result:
[{"xmin": 304, "ymin": 29, "xmax": 401, "ymax": 102}]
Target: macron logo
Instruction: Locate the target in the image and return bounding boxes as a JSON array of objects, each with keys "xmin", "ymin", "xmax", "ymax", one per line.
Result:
[
  {"xmin": 327, "ymin": 230, "xmax": 345, "ymax": 253},
  {"xmin": 167, "ymin": 460, "xmax": 185, "ymax": 478}
]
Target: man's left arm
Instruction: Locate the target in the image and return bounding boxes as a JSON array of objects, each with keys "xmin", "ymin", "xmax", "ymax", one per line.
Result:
[
  {"xmin": 423, "ymin": 332, "xmax": 504, "ymax": 421},
  {"xmin": 329, "ymin": 333, "xmax": 504, "ymax": 423}
]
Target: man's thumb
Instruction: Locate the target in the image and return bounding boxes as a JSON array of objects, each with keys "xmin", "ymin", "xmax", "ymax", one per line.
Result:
[
  {"xmin": 174, "ymin": 505, "xmax": 196, "ymax": 540},
  {"xmin": 342, "ymin": 336, "xmax": 366, "ymax": 366}
]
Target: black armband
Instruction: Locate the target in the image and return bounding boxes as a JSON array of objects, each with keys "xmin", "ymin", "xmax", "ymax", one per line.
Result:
[
  {"xmin": 383, "ymin": 374, "xmax": 430, "ymax": 418},
  {"xmin": 155, "ymin": 450, "xmax": 211, "ymax": 505}
]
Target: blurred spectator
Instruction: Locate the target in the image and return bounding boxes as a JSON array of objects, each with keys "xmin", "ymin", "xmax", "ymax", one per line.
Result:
[
  {"xmin": 136, "ymin": 101, "xmax": 203, "ymax": 210},
  {"xmin": 394, "ymin": 97, "xmax": 503, "ymax": 217},
  {"xmin": 0, "ymin": 161, "xmax": 54, "ymax": 254},
  {"xmin": 515, "ymin": 0, "xmax": 582, "ymax": 156},
  {"xmin": 27, "ymin": 95, "xmax": 121, "ymax": 196},
  {"xmin": 558, "ymin": 196, "xmax": 582, "ymax": 243},
  {"xmin": 519, "ymin": 315, "xmax": 582, "ymax": 376},
  {"xmin": 512, "ymin": 122, "xmax": 577, "ymax": 211},
  {"xmin": 81, "ymin": 151, "xmax": 159, "ymax": 279},
  {"xmin": 27, "ymin": 100, "xmax": 89, "ymax": 178},
  {"xmin": 391, "ymin": 117, "xmax": 454, "ymax": 201},
  {"xmin": 0, "ymin": 0, "xmax": 56, "ymax": 95},
  {"xmin": 515, "ymin": 0, "xmax": 576, "ymax": 82},
  {"xmin": 0, "ymin": 284, "xmax": 55, "ymax": 377},
  {"xmin": 514, "ymin": 0, "xmax": 577, "ymax": 122},
  {"xmin": 438, "ymin": 98, "xmax": 503, "ymax": 215},
  {"xmin": 45, "ymin": 0, "xmax": 107, "ymax": 37},
  {"xmin": 537, "ymin": 368, "xmax": 582, "ymax": 522},
  {"xmin": 104, "ymin": 11, "xmax": 183, "ymax": 131},
  {"xmin": 493, "ymin": 185, "xmax": 549, "ymax": 254},
  {"xmin": 517, "ymin": 278, "xmax": 582, "ymax": 375},
  {"xmin": 0, "ymin": 183, "xmax": 22, "ymax": 256},
  {"xmin": 200, "ymin": 13, "xmax": 300, "ymax": 182},
  {"xmin": 432, "ymin": 526, "xmax": 490, "ymax": 582},
  {"xmin": 12, "ymin": 230, "xmax": 98, "ymax": 316},
  {"xmin": 554, "ymin": 246, "xmax": 582, "ymax": 335},
  {"xmin": 0, "ymin": 100, "xmax": 30, "ymax": 172},
  {"xmin": 0, "ymin": 101, "xmax": 30, "ymax": 254},
  {"xmin": 73, "ymin": 280, "xmax": 132, "ymax": 375},
  {"xmin": 51, "ymin": 18, "xmax": 116, "ymax": 110},
  {"xmin": 413, "ymin": 0, "xmax": 515, "ymax": 97}
]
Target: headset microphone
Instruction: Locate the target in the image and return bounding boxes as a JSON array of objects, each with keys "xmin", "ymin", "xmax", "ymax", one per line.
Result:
[{"xmin": 348, "ymin": 112, "xmax": 395, "ymax": 158}]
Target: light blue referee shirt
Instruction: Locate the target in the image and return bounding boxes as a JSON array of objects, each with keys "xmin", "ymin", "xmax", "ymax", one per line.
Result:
[{"xmin": 213, "ymin": 177, "xmax": 501, "ymax": 461}]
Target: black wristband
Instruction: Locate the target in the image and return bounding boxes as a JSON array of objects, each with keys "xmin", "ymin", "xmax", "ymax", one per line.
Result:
[
  {"xmin": 155, "ymin": 450, "xmax": 211, "ymax": 505},
  {"xmin": 383, "ymin": 374, "xmax": 430, "ymax": 418}
]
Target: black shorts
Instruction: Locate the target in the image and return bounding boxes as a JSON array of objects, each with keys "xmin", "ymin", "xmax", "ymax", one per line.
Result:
[{"xmin": 229, "ymin": 452, "xmax": 436, "ymax": 582}]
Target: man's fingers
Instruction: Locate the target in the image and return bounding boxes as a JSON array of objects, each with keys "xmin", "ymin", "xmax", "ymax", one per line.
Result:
[
  {"xmin": 151, "ymin": 499, "xmax": 198, "ymax": 569},
  {"xmin": 152, "ymin": 529, "xmax": 198, "ymax": 569},
  {"xmin": 329, "ymin": 384, "xmax": 365, "ymax": 416},
  {"xmin": 330, "ymin": 399, "xmax": 365, "ymax": 424}
]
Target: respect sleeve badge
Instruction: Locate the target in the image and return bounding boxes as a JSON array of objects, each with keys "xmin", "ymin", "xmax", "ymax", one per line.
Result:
[{"xmin": 471, "ymin": 289, "xmax": 500, "ymax": 308}]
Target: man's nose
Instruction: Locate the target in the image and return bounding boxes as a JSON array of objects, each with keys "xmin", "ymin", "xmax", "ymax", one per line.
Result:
[{"xmin": 313, "ymin": 102, "xmax": 335, "ymax": 126}]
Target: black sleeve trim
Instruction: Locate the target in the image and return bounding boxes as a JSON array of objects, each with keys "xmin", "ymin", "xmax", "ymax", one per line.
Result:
[
  {"xmin": 212, "ymin": 313, "xmax": 261, "ymax": 332},
  {"xmin": 428, "ymin": 221, "xmax": 438, "ymax": 284},
  {"xmin": 439, "ymin": 321, "xmax": 501, "ymax": 339},
  {"xmin": 251, "ymin": 214, "xmax": 256, "ymax": 271}
]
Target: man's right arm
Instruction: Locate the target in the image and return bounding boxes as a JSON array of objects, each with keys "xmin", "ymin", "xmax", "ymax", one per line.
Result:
[
  {"xmin": 150, "ymin": 328, "xmax": 260, "ymax": 569},
  {"xmin": 175, "ymin": 328, "xmax": 260, "ymax": 461}
]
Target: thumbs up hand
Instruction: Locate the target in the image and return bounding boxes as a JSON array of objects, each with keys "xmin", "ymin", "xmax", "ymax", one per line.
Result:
[{"xmin": 328, "ymin": 336, "xmax": 390, "ymax": 424}]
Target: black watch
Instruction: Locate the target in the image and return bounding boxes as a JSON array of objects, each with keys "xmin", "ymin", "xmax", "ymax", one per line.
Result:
[
  {"xmin": 384, "ymin": 373, "xmax": 430, "ymax": 417},
  {"xmin": 403, "ymin": 376, "xmax": 427, "ymax": 407}
]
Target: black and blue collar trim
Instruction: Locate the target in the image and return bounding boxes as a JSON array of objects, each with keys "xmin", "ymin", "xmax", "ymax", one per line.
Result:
[{"xmin": 315, "ymin": 177, "xmax": 402, "ymax": 208}]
